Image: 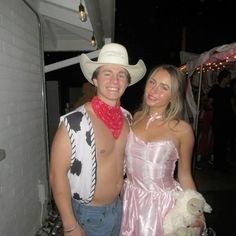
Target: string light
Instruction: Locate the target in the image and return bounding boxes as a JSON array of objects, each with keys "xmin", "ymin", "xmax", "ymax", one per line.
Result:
[
  {"xmin": 78, "ymin": 0, "xmax": 87, "ymax": 22},
  {"xmin": 180, "ymin": 53, "xmax": 236, "ymax": 74},
  {"xmin": 91, "ymin": 33, "xmax": 96, "ymax": 47}
]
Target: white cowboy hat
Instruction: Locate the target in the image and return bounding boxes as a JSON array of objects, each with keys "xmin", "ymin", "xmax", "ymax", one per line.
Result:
[{"xmin": 80, "ymin": 43, "xmax": 146, "ymax": 86}]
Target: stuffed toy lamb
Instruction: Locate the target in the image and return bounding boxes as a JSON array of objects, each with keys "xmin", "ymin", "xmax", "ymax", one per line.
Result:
[{"xmin": 163, "ymin": 189, "xmax": 212, "ymax": 236}]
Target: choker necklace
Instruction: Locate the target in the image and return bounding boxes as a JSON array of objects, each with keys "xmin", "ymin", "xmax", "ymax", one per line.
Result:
[{"xmin": 145, "ymin": 112, "xmax": 163, "ymax": 129}]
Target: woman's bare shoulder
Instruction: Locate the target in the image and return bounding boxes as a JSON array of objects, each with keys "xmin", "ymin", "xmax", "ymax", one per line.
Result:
[
  {"xmin": 133, "ymin": 110, "xmax": 142, "ymax": 119},
  {"xmin": 170, "ymin": 119, "xmax": 194, "ymax": 134},
  {"xmin": 179, "ymin": 119, "xmax": 193, "ymax": 129}
]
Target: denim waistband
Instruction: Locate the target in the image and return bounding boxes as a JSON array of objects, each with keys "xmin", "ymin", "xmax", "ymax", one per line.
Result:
[{"xmin": 72, "ymin": 196, "xmax": 121, "ymax": 213}]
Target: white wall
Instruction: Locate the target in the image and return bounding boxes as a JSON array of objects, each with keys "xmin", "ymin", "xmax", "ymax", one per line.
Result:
[{"xmin": 0, "ymin": 0, "xmax": 48, "ymax": 235}]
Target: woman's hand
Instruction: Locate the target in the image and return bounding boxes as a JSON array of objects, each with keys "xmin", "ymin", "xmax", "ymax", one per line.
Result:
[{"xmin": 188, "ymin": 218, "xmax": 206, "ymax": 236}]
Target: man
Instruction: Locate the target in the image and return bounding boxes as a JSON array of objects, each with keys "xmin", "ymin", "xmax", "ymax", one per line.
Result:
[
  {"xmin": 49, "ymin": 43, "xmax": 146, "ymax": 236},
  {"xmin": 208, "ymin": 69, "xmax": 234, "ymax": 172}
]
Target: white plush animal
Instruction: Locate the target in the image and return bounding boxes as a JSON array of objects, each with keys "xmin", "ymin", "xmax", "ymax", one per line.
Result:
[{"xmin": 163, "ymin": 189, "xmax": 212, "ymax": 236}]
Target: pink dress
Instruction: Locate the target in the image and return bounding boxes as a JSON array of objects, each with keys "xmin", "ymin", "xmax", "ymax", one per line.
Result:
[{"xmin": 120, "ymin": 130, "xmax": 181, "ymax": 236}]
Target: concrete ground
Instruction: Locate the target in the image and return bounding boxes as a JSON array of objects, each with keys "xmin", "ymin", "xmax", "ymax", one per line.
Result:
[{"xmin": 194, "ymin": 161, "xmax": 236, "ymax": 236}]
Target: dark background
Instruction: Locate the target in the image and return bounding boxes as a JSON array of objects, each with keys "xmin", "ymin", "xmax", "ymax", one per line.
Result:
[
  {"xmin": 45, "ymin": 0, "xmax": 236, "ymax": 113},
  {"xmin": 115, "ymin": 0, "xmax": 236, "ymax": 67}
]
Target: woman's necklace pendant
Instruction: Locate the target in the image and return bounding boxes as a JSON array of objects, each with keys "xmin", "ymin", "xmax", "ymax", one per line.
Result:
[{"xmin": 145, "ymin": 112, "xmax": 162, "ymax": 129}]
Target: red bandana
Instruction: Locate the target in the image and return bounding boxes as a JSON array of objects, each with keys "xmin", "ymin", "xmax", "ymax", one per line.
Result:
[{"xmin": 91, "ymin": 96, "xmax": 123, "ymax": 139}]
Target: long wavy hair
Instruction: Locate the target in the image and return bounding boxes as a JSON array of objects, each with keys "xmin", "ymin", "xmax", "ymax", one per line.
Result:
[{"xmin": 134, "ymin": 64, "xmax": 186, "ymax": 125}]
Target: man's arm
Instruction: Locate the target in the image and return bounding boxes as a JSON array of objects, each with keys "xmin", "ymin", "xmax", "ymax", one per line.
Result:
[{"xmin": 49, "ymin": 124, "xmax": 84, "ymax": 235}]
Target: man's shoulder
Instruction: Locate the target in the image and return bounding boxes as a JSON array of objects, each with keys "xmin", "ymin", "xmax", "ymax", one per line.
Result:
[
  {"xmin": 61, "ymin": 105, "xmax": 85, "ymax": 118},
  {"xmin": 121, "ymin": 107, "xmax": 133, "ymax": 125},
  {"xmin": 120, "ymin": 106, "xmax": 131, "ymax": 115},
  {"xmin": 60, "ymin": 105, "xmax": 87, "ymax": 131}
]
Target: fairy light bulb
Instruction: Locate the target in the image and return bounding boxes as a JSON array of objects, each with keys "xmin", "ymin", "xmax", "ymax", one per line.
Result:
[
  {"xmin": 91, "ymin": 35, "xmax": 96, "ymax": 47},
  {"xmin": 79, "ymin": 3, "xmax": 87, "ymax": 22}
]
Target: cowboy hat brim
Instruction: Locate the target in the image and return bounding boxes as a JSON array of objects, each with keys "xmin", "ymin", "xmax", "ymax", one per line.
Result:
[{"xmin": 80, "ymin": 53, "xmax": 146, "ymax": 86}]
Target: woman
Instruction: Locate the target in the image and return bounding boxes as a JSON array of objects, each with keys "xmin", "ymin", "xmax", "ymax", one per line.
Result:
[{"xmin": 120, "ymin": 65, "xmax": 205, "ymax": 236}]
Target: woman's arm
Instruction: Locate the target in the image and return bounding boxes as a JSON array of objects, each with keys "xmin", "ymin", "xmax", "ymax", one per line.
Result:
[
  {"xmin": 177, "ymin": 121, "xmax": 206, "ymax": 235},
  {"xmin": 177, "ymin": 121, "xmax": 196, "ymax": 190}
]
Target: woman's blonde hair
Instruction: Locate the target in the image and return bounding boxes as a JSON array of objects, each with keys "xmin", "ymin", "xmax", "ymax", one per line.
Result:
[{"xmin": 134, "ymin": 64, "xmax": 186, "ymax": 125}]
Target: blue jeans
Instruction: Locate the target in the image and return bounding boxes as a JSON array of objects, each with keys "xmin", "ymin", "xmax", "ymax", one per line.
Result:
[{"xmin": 72, "ymin": 197, "xmax": 122, "ymax": 236}]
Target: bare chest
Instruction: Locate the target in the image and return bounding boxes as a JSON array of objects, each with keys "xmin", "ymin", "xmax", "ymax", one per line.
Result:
[{"xmin": 90, "ymin": 111, "xmax": 129, "ymax": 159}]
